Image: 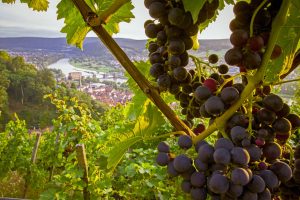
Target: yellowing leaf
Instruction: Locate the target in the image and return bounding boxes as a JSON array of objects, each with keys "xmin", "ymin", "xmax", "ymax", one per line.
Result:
[{"xmin": 2, "ymin": 0, "xmax": 49, "ymax": 11}]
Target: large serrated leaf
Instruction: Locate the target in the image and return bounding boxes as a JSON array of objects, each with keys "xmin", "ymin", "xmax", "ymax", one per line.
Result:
[
  {"xmin": 56, "ymin": 0, "xmax": 134, "ymax": 49},
  {"xmin": 264, "ymin": 0, "xmax": 300, "ymax": 83},
  {"xmin": 107, "ymin": 103, "xmax": 166, "ymax": 170},
  {"xmin": 107, "ymin": 136, "xmax": 143, "ymax": 169},
  {"xmin": 57, "ymin": 0, "xmax": 91, "ymax": 49},
  {"xmin": 2, "ymin": 0, "xmax": 49, "ymax": 11}
]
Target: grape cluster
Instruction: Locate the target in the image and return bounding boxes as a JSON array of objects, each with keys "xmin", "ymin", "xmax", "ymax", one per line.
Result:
[
  {"xmin": 225, "ymin": 0, "xmax": 283, "ymax": 71},
  {"xmin": 156, "ymin": 132, "xmax": 296, "ymax": 200},
  {"xmin": 144, "ymin": 0, "xmax": 219, "ymax": 94},
  {"xmin": 148, "ymin": 1, "xmax": 300, "ymax": 199},
  {"xmin": 156, "ymin": 107, "xmax": 300, "ymax": 199}
]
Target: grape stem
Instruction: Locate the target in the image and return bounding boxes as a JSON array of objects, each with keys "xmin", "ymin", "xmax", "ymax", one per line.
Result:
[
  {"xmin": 249, "ymin": 0, "xmax": 269, "ymax": 37},
  {"xmin": 271, "ymin": 78, "xmax": 300, "ymax": 86},
  {"xmin": 71, "ymin": 0, "xmax": 194, "ymax": 136},
  {"xmin": 194, "ymin": 0, "xmax": 291, "ymax": 143},
  {"xmin": 216, "ymin": 72, "xmax": 246, "ymax": 94}
]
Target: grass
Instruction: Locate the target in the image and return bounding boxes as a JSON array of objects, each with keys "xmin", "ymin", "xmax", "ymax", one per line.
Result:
[{"xmin": 69, "ymin": 59, "xmax": 119, "ymax": 73}]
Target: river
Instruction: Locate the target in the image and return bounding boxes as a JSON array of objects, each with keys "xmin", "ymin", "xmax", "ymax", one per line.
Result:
[{"xmin": 47, "ymin": 58, "xmax": 127, "ymax": 83}]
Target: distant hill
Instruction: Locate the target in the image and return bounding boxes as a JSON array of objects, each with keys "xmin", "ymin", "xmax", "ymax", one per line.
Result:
[{"xmin": 0, "ymin": 37, "xmax": 231, "ymax": 57}]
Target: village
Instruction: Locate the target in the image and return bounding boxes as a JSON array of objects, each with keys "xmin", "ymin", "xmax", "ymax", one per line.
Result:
[{"xmin": 66, "ymin": 71, "xmax": 133, "ymax": 106}]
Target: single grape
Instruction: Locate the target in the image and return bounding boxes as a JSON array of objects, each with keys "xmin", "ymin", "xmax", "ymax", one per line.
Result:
[
  {"xmin": 195, "ymin": 140, "xmax": 208, "ymax": 152},
  {"xmin": 231, "ymin": 167, "xmax": 250, "ymax": 186},
  {"xmin": 194, "ymin": 158, "xmax": 208, "ymax": 171},
  {"xmin": 157, "ymin": 74, "xmax": 171, "ymax": 91},
  {"xmin": 204, "ymin": 96, "xmax": 225, "ymax": 115},
  {"xmin": 194, "ymin": 86, "xmax": 212, "ymax": 101},
  {"xmin": 178, "ymin": 135, "xmax": 193, "ymax": 149},
  {"xmin": 213, "ymin": 148, "xmax": 231, "ymax": 165},
  {"xmin": 168, "ymin": 7, "xmax": 185, "ymax": 27},
  {"xmin": 149, "ymin": 52, "xmax": 163, "ymax": 64},
  {"xmin": 262, "ymin": 142, "xmax": 282, "ymax": 161},
  {"xmin": 168, "ymin": 39, "xmax": 185, "ymax": 55},
  {"xmin": 208, "ymin": 173, "xmax": 230, "ymax": 194},
  {"xmin": 259, "ymin": 170, "xmax": 280, "ymax": 190},
  {"xmin": 145, "ymin": 23, "xmax": 160, "ymax": 38},
  {"xmin": 214, "ymin": 138, "xmax": 234, "ymax": 151},
  {"xmin": 272, "ymin": 117, "xmax": 292, "ymax": 133},
  {"xmin": 220, "ymin": 87, "xmax": 240, "ymax": 104},
  {"xmin": 225, "ymin": 47, "xmax": 243, "ymax": 66},
  {"xmin": 230, "ymin": 29, "xmax": 249, "ymax": 47},
  {"xmin": 190, "ymin": 188, "xmax": 207, "ymax": 200},
  {"xmin": 270, "ymin": 161, "xmax": 292, "ymax": 182},
  {"xmin": 263, "ymin": 94, "xmax": 284, "ymax": 112},
  {"xmin": 228, "ymin": 183, "xmax": 243, "ymax": 197},
  {"xmin": 248, "ymin": 35, "xmax": 264, "ymax": 52},
  {"xmin": 198, "ymin": 144, "xmax": 214, "ymax": 163},
  {"xmin": 190, "ymin": 172, "xmax": 206, "ymax": 187},
  {"xmin": 241, "ymin": 190, "xmax": 258, "ymax": 200},
  {"xmin": 230, "ymin": 126, "xmax": 249, "ymax": 145},
  {"xmin": 167, "ymin": 161, "xmax": 179, "ymax": 177},
  {"xmin": 150, "ymin": 63, "xmax": 164, "ymax": 78},
  {"xmin": 203, "ymin": 78, "xmax": 218, "ymax": 92},
  {"xmin": 181, "ymin": 180, "xmax": 192, "ymax": 193},
  {"xmin": 257, "ymin": 188, "xmax": 271, "ymax": 200},
  {"xmin": 218, "ymin": 64, "xmax": 229, "ymax": 74},
  {"xmin": 275, "ymin": 103, "xmax": 290, "ymax": 118},
  {"xmin": 245, "ymin": 144, "xmax": 262, "ymax": 162},
  {"xmin": 149, "ymin": 2, "xmax": 166, "ymax": 19},
  {"xmin": 208, "ymin": 54, "xmax": 219, "ymax": 64},
  {"xmin": 157, "ymin": 141, "xmax": 170, "ymax": 153},
  {"xmin": 233, "ymin": 1, "xmax": 251, "ymax": 15},
  {"xmin": 231, "ymin": 147, "xmax": 250, "ymax": 166},
  {"xmin": 173, "ymin": 67, "xmax": 188, "ymax": 81},
  {"xmin": 286, "ymin": 114, "xmax": 300, "ymax": 130},
  {"xmin": 173, "ymin": 154, "xmax": 192, "ymax": 173},
  {"xmin": 257, "ymin": 108, "xmax": 276, "ymax": 125},
  {"xmin": 247, "ymin": 175, "xmax": 265, "ymax": 193},
  {"xmin": 243, "ymin": 50, "xmax": 261, "ymax": 70},
  {"xmin": 156, "ymin": 152, "xmax": 169, "ymax": 166}
]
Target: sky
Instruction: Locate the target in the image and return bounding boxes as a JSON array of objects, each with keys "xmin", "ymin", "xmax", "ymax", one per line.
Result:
[{"xmin": 0, "ymin": 0, "xmax": 234, "ymax": 39}]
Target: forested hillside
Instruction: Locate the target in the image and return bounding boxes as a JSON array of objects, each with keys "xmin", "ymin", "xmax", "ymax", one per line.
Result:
[{"xmin": 0, "ymin": 51, "xmax": 106, "ymax": 130}]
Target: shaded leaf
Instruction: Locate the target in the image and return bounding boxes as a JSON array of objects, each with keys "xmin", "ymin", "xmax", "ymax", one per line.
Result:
[{"xmin": 264, "ymin": 0, "xmax": 300, "ymax": 83}]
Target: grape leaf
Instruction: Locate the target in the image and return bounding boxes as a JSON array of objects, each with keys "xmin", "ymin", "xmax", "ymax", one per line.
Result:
[
  {"xmin": 107, "ymin": 103, "xmax": 166, "ymax": 169},
  {"xmin": 2, "ymin": 0, "xmax": 49, "ymax": 11},
  {"xmin": 57, "ymin": 0, "xmax": 134, "ymax": 49},
  {"xmin": 182, "ymin": 0, "xmax": 206, "ymax": 23},
  {"xmin": 264, "ymin": 0, "xmax": 300, "ymax": 83}
]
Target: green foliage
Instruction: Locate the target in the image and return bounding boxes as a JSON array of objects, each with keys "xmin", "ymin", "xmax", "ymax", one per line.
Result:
[
  {"xmin": 1, "ymin": 0, "xmax": 49, "ymax": 11},
  {"xmin": 0, "ymin": 115, "xmax": 34, "ymax": 178},
  {"xmin": 57, "ymin": 0, "xmax": 134, "ymax": 48},
  {"xmin": 264, "ymin": 0, "xmax": 300, "ymax": 83}
]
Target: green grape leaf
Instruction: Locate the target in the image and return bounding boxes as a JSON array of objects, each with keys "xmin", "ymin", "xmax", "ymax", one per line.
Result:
[
  {"xmin": 95, "ymin": 1, "xmax": 134, "ymax": 35},
  {"xmin": 264, "ymin": 0, "xmax": 300, "ymax": 83},
  {"xmin": 107, "ymin": 103, "xmax": 166, "ymax": 170},
  {"xmin": 124, "ymin": 61, "xmax": 151, "ymax": 120},
  {"xmin": 2, "ymin": 0, "xmax": 49, "ymax": 11},
  {"xmin": 182, "ymin": 0, "xmax": 206, "ymax": 23},
  {"xmin": 57, "ymin": 0, "xmax": 134, "ymax": 49},
  {"xmin": 107, "ymin": 136, "xmax": 143, "ymax": 170},
  {"xmin": 57, "ymin": 0, "xmax": 91, "ymax": 49}
]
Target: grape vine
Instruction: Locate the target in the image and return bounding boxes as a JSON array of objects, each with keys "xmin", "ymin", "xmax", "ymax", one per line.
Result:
[{"xmin": 1, "ymin": 0, "xmax": 300, "ymax": 199}]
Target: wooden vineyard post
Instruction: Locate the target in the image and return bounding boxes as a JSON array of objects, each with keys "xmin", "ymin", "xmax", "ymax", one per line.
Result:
[
  {"xmin": 23, "ymin": 132, "xmax": 42, "ymax": 198},
  {"xmin": 76, "ymin": 144, "xmax": 90, "ymax": 200}
]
